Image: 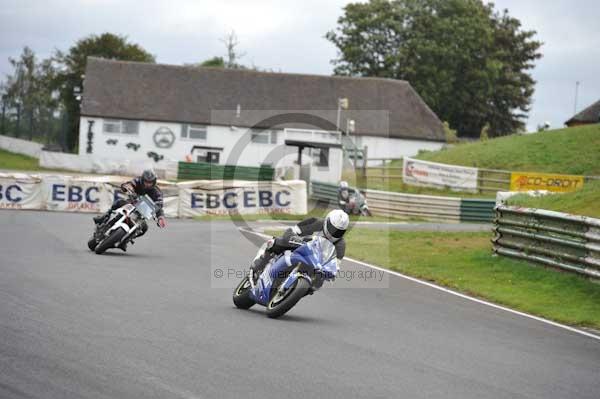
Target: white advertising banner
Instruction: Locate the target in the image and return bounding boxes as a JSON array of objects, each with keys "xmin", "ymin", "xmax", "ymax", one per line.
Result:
[
  {"xmin": 403, "ymin": 157, "xmax": 478, "ymax": 192},
  {"xmin": 0, "ymin": 173, "xmax": 308, "ymax": 218},
  {"xmin": 179, "ymin": 180, "xmax": 307, "ymax": 217},
  {"xmin": 0, "ymin": 173, "xmax": 44, "ymax": 210},
  {"xmin": 44, "ymin": 176, "xmax": 113, "ymax": 213}
]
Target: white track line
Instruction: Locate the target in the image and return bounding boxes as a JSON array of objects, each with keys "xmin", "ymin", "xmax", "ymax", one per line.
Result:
[{"xmin": 239, "ymin": 227, "xmax": 600, "ymax": 341}]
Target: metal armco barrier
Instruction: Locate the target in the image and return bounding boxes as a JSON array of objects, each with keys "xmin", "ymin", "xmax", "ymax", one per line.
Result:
[
  {"xmin": 493, "ymin": 205, "xmax": 600, "ymax": 278},
  {"xmin": 461, "ymin": 199, "xmax": 496, "ymax": 222},
  {"xmin": 310, "ymin": 181, "xmax": 495, "ymax": 223},
  {"xmin": 365, "ymin": 189, "xmax": 463, "ymax": 222},
  {"xmin": 311, "ymin": 180, "xmax": 340, "ymax": 202},
  {"xmin": 178, "ymin": 162, "xmax": 274, "ymax": 181}
]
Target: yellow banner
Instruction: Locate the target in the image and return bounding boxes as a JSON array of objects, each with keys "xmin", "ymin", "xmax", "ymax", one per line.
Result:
[{"xmin": 510, "ymin": 172, "xmax": 584, "ymax": 192}]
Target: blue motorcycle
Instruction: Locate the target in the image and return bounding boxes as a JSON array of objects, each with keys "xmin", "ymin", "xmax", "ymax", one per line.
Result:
[{"xmin": 233, "ymin": 235, "xmax": 339, "ymax": 318}]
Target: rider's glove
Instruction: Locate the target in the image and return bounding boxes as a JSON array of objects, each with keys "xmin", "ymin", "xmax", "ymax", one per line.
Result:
[
  {"xmin": 158, "ymin": 216, "xmax": 166, "ymax": 228},
  {"xmin": 288, "ymin": 235, "xmax": 304, "ymax": 246},
  {"xmin": 121, "ymin": 183, "xmax": 134, "ymax": 193}
]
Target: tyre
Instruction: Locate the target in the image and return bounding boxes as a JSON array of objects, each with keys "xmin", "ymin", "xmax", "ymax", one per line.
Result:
[
  {"xmin": 233, "ymin": 276, "xmax": 255, "ymax": 309},
  {"xmin": 95, "ymin": 228, "xmax": 126, "ymax": 255},
  {"xmin": 87, "ymin": 237, "xmax": 98, "ymax": 251},
  {"xmin": 266, "ymin": 277, "xmax": 310, "ymax": 319}
]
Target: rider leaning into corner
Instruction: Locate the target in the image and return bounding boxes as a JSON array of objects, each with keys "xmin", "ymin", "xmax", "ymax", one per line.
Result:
[
  {"xmin": 93, "ymin": 170, "xmax": 167, "ymax": 246},
  {"xmin": 250, "ymin": 209, "xmax": 350, "ymax": 290}
]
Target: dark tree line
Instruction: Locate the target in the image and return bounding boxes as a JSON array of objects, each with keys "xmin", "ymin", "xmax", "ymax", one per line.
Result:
[{"xmin": 1, "ymin": 33, "xmax": 154, "ymax": 151}]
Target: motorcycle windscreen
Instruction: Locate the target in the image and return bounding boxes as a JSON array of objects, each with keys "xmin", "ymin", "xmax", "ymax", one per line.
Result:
[
  {"xmin": 302, "ymin": 236, "xmax": 338, "ymax": 278},
  {"xmin": 134, "ymin": 196, "xmax": 156, "ymax": 220}
]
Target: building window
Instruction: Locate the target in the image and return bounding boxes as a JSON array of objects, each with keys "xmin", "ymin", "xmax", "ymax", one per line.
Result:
[
  {"xmin": 103, "ymin": 119, "xmax": 139, "ymax": 135},
  {"xmin": 103, "ymin": 119, "xmax": 121, "ymax": 133},
  {"xmin": 181, "ymin": 124, "xmax": 207, "ymax": 140},
  {"xmin": 312, "ymin": 148, "xmax": 329, "ymax": 167},
  {"xmin": 122, "ymin": 120, "xmax": 139, "ymax": 134},
  {"xmin": 251, "ymin": 129, "xmax": 277, "ymax": 144}
]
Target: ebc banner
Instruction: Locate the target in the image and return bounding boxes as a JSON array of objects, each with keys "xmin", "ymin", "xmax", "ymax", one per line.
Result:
[
  {"xmin": 0, "ymin": 174, "xmax": 43, "ymax": 210},
  {"xmin": 44, "ymin": 177, "xmax": 109, "ymax": 213},
  {"xmin": 179, "ymin": 180, "xmax": 307, "ymax": 217}
]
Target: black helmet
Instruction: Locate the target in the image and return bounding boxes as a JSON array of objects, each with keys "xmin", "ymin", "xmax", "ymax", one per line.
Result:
[{"xmin": 141, "ymin": 169, "xmax": 157, "ymax": 186}]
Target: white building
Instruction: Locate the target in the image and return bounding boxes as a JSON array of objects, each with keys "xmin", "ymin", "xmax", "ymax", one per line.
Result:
[{"xmin": 79, "ymin": 58, "xmax": 445, "ymax": 182}]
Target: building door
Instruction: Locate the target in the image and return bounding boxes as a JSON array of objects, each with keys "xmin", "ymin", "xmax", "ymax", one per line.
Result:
[
  {"xmin": 192, "ymin": 146, "xmax": 223, "ymax": 164},
  {"xmin": 206, "ymin": 151, "xmax": 220, "ymax": 163}
]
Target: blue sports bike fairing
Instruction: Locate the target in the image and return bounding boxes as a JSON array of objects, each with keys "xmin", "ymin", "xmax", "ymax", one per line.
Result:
[{"xmin": 249, "ymin": 236, "xmax": 338, "ymax": 306}]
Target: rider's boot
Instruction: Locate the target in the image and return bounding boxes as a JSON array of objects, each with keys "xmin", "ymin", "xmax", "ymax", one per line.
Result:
[
  {"xmin": 250, "ymin": 255, "xmax": 269, "ymax": 282},
  {"xmin": 93, "ymin": 210, "xmax": 111, "ymax": 225}
]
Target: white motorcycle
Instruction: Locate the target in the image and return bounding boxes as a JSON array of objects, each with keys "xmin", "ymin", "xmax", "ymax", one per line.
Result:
[{"xmin": 87, "ymin": 191, "xmax": 158, "ymax": 255}]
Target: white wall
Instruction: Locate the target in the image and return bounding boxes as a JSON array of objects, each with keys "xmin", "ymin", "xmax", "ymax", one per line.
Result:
[
  {"xmin": 0, "ymin": 134, "xmax": 43, "ymax": 158},
  {"xmin": 307, "ymin": 148, "xmax": 343, "ymax": 183},
  {"xmin": 79, "ymin": 117, "xmax": 290, "ymax": 165},
  {"xmin": 78, "ymin": 117, "xmax": 343, "ymax": 181},
  {"xmin": 353, "ymin": 135, "xmax": 445, "ymax": 166}
]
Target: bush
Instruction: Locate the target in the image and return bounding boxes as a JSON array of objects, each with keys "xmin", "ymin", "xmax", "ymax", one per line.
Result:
[
  {"xmin": 480, "ymin": 123, "xmax": 490, "ymax": 141},
  {"xmin": 443, "ymin": 121, "xmax": 458, "ymax": 143}
]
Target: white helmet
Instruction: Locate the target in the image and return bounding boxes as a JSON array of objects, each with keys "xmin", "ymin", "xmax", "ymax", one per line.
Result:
[
  {"xmin": 323, "ymin": 209, "xmax": 349, "ymax": 242},
  {"xmin": 339, "ymin": 181, "xmax": 349, "ymax": 190}
]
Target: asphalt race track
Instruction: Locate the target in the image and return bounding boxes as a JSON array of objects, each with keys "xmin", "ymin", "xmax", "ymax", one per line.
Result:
[{"xmin": 1, "ymin": 211, "xmax": 599, "ymax": 399}]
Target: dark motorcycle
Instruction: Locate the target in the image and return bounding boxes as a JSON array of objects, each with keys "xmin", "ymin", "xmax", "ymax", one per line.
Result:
[
  {"xmin": 345, "ymin": 190, "xmax": 372, "ymax": 216},
  {"xmin": 87, "ymin": 191, "xmax": 158, "ymax": 255}
]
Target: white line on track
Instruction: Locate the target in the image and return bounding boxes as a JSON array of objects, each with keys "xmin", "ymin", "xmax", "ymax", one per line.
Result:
[{"xmin": 239, "ymin": 227, "xmax": 600, "ymax": 342}]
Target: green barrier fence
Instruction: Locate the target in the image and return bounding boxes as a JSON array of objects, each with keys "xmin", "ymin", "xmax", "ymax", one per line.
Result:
[
  {"xmin": 460, "ymin": 199, "xmax": 496, "ymax": 222},
  {"xmin": 178, "ymin": 162, "xmax": 275, "ymax": 181}
]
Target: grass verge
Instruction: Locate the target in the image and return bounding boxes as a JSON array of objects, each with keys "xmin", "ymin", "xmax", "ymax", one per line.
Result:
[
  {"xmin": 414, "ymin": 124, "xmax": 600, "ymax": 175},
  {"xmin": 0, "ymin": 148, "xmax": 40, "ymax": 171},
  {"xmin": 506, "ymin": 179, "xmax": 600, "ymax": 218},
  {"xmin": 265, "ymin": 228, "xmax": 600, "ymax": 329}
]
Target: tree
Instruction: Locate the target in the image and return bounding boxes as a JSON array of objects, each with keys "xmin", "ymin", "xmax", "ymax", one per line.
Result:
[
  {"xmin": 220, "ymin": 31, "xmax": 246, "ymax": 69},
  {"xmin": 1, "ymin": 46, "xmax": 58, "ymax": 139},
  {"xmin": 196, "ymin": 31, "xmax": 250, "ymax": 70},
  {"xmin": 53, "ymin": 33, "xmax": 155, "ymax": 150},
  {"xmin": 326, "ymin": 0, "xmax": 542, "ymax": 137}
]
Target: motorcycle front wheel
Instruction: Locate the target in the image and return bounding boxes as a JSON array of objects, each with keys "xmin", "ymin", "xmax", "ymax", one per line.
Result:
[
  {"xmin": 94, "ymin": 228, "xmax": 126, "ymax": 255},
  {"xmin": 265, "ymin": 277, "xmax": 310, "ymax": 319},
  {"xmin": 87, "ymin": 237, "xmax": 98, "ymax": 251}
]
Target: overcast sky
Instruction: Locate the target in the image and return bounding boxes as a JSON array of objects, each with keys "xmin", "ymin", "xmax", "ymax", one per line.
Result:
[{"xmin": 1, "ymin": 0, "xmax": 598, "ymax": 132}]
